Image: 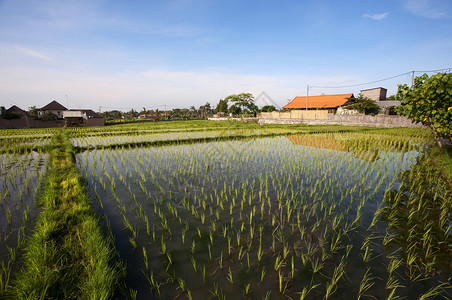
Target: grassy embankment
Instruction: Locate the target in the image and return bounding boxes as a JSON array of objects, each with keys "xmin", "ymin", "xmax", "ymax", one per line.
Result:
[
  {"xmin": 11, "ymin": 131, "xmax": 124, "ymax": 299},
  {"xmin": 429, "ymin": 145, "xmax": 452, "ymax": 180}
]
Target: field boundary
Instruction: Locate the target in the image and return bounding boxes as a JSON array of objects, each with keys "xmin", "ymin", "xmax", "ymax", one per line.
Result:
[
  {"xmin": 10, "ymin": 131, "xmax": 125, "ymax": 299},
  {"xmin": 259, "ymin": 113, "xmax": 423, "ymax": 128}
]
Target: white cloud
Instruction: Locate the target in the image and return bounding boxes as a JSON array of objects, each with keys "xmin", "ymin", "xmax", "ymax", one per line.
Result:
[
  {"xmin": 15, "ymin": 46, "xmax": 52, "ymax": 61},
  {"xmin": 362, "ymin": 12, "xmax": 390, "ymax": 20},
  {"xmin": 402, "ymin": 0, "xmax": 451, "ymax": 19}
]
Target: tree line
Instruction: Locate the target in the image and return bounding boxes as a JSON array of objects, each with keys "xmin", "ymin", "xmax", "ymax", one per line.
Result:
[{"xmin": 100, "ymin": 93, "xmax": 277, "ymax": 122}]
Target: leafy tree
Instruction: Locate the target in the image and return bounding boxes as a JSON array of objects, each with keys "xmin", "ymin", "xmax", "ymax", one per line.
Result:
[
  {"xmin": 4, "ymin": 112, "xmax": 21, "ymax": 119},
  {"xmin": 102, "ymin": 110, "xmax": 122, "ymax": 121},
  {"xmin": 40, "ymin": 112, "xmax": 58, "ymax": 121},
  {"xmin": 171, "ymin": 108, "xmax": 182, "ymax": 119},
  {"xmin": 215, "ymin": 99, "xmax": 228, "ymax": 113},
  {"xmin": 172, "ymin": 108, "xmax": 191, "ymax": 119},
  {"xmin": 189, "ymin": 106, "xmax": 198, "ymax": 118},
  {"xmin": 395, "ymin": 73, "xmax": 452, "ymax": 147},
  {"xmin": 28, "ymin": 106, "xmax": 38, "ymax": 117},
  {"xmin": 140, "ymin": 107, "xmax": 153, "ymax": 115},
  {"xmin": 199, "ymin": 102, "xmax": 212, "ymax": 119},
  {"xmin": 386, "ymin": 95, "xmax": 396, "ymax": 100},
  {"xmin": 261, "ymin": 105, "xmax": 277, "ymax": 112},
  {"xmin": 229, "ymin": 104, "xmax": 241, "ymax": 115},
  {"xmin": 345, "ymin": 94, "xmax": 380, "ymax": 114},
  {"xmin": 112, "ymin": 110, "xmax": 122, "ymax": 120},
  {"xmin": 225, "ymin": 93, "xmax": 257, "ymax": 115}
]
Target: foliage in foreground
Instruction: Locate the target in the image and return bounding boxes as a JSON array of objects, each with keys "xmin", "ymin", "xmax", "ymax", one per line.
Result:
[
  {"xmin": 395, "ymin": 72, "xmax": 452, "ymax": 147},
  {"xmin": 11, "ymin": 132, "xmax": 124, "ymax": 299},
  {"xmin": 382, "ymin": 147, "xmax": 452, "ymax": 281}
]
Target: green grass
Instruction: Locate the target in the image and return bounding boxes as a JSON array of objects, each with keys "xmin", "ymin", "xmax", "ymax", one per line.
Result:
[
  {"xmin": 428, "ymin": 144, "xmax": 452, "ymax": 181},
  {"xmin": 10, "ymin": 131, "xmax": 125, "ymax": 299}
]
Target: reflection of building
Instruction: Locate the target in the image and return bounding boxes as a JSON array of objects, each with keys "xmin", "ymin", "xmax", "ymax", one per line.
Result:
[
  {"xmin": 287, "ymin": 135, "xmax": 379, "ymax": 161},
  {"xmin": 287, "ymin": 135, "xmax": 346, "ymax": 151},
  {"xmin": 38, "ymin": 100, "xmax": 67, "ymax": 119},
  {"xmin": 283, "ymin": 94, "xmax": 353, "ymax": 110}
]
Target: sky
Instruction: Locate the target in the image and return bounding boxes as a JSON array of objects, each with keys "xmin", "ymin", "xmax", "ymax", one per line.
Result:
[{"xmin": 0, "ymin": 0, "xmax": 451, "ymax": 111}]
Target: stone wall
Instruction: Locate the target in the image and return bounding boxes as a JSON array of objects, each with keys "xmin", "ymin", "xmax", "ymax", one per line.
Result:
[
  {"xmin": 260, "ymin": 110, "xmax": 328, "ymax": 120},
  {"xmin": 0, "ymin": 117, "xmax": 104, "ymax": 129},
  {"xmin": 86, "ymin": 118, "xmax": 105, "ymax": 127},
  {"xmin": 208, "ymin": 117, "xmax": 258, "ymax": 122},
  {"xmin": 0, "ymin": 117, "xmax": 65, "ymax": 129},
  {"xmin": 259, "ymin": 114, "xmax": 423, "ymax": 128}
]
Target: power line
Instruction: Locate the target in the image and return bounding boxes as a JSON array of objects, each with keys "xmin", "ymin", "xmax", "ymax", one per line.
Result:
[
  {"xmin": 415, "ymin": 67, "xmax": 452, "ymax": 73},
  {"xmin": 311, "ymin": 72, "xmax": 411, "ymax": 89},
  {"xmin": 310, "ymin": 68, "xmax": 452, "ymax": 89}
]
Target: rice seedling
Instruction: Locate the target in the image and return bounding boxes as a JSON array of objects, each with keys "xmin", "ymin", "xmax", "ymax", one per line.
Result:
[
  {"xmin": 325, "ymin": 258, "xmax": 347, "ymax": 299},
  {"xmin": 357, "ymin": 268, "xmax": 376, "ymax": 300},
  {"xmin": 298, "ymin": 283, "xmax": 320, "ymax": 300},
  {"xmin": 65, "ymin": 123, "xmax": 445, "ymax": 299}
]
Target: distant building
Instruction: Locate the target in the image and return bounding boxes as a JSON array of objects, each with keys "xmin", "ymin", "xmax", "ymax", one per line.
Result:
[
  {"xmin": 63, "ymin": 109, "xmax": 104, "ymax": 127},
  {"xmin": 38, "ymin": 100, "xmax": 68, "ymax": 119},
  {"xmin": 360, "ymin": 88, "xmax": 401, "ymax": 115},
  {"xmin": 360, "ymin": 87, "xmax": 387, "ymax": 101},
  {"xmin": 5, "ymin": 105, "xmax": 29, "ymax": 117},
  {"xmin": 283, "ymin": 93, "xmax": 354, "ymax": 110},
  {"xmin": 376, "ymin": 100, "xmax": 401, "ymax": 115}
]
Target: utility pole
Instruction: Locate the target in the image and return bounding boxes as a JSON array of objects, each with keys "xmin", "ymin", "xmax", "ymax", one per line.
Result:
[
  {"xmin": 306, "ymin": 85, "xmax": 309, "ymax": 111},
  {"xmin": 411, "ymin": 70, "xmax": 415, "ymax": 87}
]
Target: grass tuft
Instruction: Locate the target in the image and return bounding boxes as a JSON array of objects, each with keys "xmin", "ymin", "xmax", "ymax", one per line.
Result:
[{"xmin": 11, "ymin": 131, "xmax": 125, "ymax": 299}]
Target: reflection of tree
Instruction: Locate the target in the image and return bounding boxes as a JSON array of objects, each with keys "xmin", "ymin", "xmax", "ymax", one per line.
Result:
[{"xmin": 381, "ymin": 154, "xmax": 452, "ymax": 279}]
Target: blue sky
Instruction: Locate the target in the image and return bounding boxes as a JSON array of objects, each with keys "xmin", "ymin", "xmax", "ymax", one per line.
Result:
[{"xmin": 1, "ymin": 0, "xmax": 451, "ymax": 111}]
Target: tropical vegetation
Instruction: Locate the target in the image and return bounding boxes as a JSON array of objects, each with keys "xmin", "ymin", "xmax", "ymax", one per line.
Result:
[{"xmin": 395, "ymin": 72, "xmax": 452, "ymax": 147}]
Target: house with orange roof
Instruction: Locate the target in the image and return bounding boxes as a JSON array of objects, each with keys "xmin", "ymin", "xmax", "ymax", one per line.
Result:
[{"xmin": 283, "ymin": 93, "xmax": 353, "ymax": 110}]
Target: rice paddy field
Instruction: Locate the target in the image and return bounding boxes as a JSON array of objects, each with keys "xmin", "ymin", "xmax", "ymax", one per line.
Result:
[
  {"xmin": 0, "ymin": 120, "xmax": 451, "ymax": 299},
  {"xmin": 0, "ymin": 149, "xmax": 48, "ymax": 295}
]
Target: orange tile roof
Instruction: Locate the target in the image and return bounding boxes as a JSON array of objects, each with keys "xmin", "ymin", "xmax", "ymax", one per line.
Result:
[{"xmin": 283, "ymin": 93, "xmax": 353, "ymax": 109}]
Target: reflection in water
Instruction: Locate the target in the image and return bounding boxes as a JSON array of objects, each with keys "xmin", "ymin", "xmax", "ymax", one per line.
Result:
[
  {"xmin": 77, "ymin": 135, "xmax": 448, "ymax": 299},
  {"xmin": 286, "ymin": 135, "xmax": 346, "ymax": 151},
  {"xmin": 287, "ymin": 135, "xmax": 380, "ymax": 161},
  {"xmin": 382, "ymin": 153, "xmax": 452, "ymax": 284}
]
